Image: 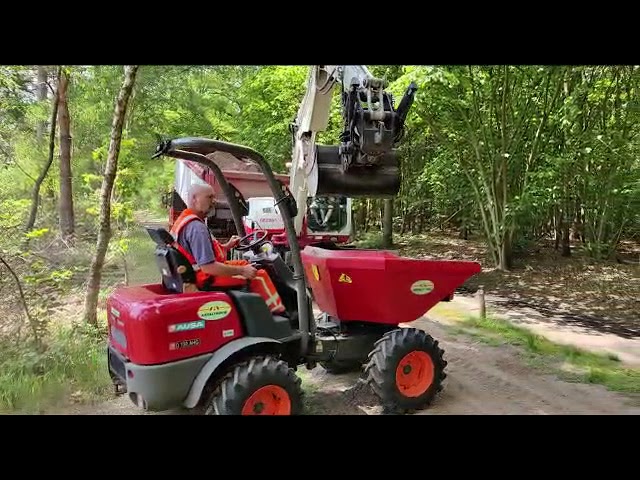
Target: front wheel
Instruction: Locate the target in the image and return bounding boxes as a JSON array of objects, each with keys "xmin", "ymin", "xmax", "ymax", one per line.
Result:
[
  {"xmin": 205, "ymin": 355, "xmax": 304, "ymax": 415},
  {"xmin": 364, "ymin": 328, "xmax": 447, "ymax": 414}
]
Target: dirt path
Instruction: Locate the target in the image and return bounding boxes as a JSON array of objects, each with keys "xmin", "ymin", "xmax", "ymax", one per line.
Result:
[
  {"xmin": 52, "ymin": 315, "xmax": 639, "ymax": 416},
  {"xmin": 447, "ymin": 293, "xmax": 640, "ymax": 367},
  {"xmin": 409, "ymin": 318, "xmax": 638, "ymax": 415}
]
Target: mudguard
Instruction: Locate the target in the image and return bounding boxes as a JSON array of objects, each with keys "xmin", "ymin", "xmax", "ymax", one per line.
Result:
[{"xmin": 183, "ymin": 336, "xmax": 282, "ymax": 409}]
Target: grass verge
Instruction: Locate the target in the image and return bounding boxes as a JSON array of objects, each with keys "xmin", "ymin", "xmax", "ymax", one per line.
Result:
[
  {"xmin": 0, "ymin": 324, "xmax": 112, "ymax": 414},
  {"xmin": 0, "ymin": 223, "xmax": 160, "ymax": 415},
  {"xmin": 459, "ymin": 315, "xmax": 640, "ymax": 395}
]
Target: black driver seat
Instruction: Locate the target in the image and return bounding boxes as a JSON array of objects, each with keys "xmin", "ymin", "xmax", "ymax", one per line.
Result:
[
  {"xmin": 147, "ymin": 227, "xmax": 296, "ymax": 339},
  {"xmin": 146, "ymin": 227, "xmax": 248, "ymax": 294}
]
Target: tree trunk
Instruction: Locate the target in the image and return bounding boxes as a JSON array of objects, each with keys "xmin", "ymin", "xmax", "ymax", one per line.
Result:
[
  {"xmin": 400, "ymin": 206, "xmax": 407, "ymax": 234},
  {"xmin": 36, "ymin": 66, "xmax": 49, "ymax": 144},
  {"xmin": 382, "ymin": 198, "xmax": 393, "ymax": 248},
  {"xmin": 572, "ymin": 199, "xmax": 584, "ymax": 243},
  {"xmin": 498, "ymin": 234, "xmax": 513, "ymax": 271},
  {"xmin": 363, "ymin": 200, "xmax": 370, "ymax": 232},
  {"xmin": 556, "ymin": 202, "xmax": 571, "ymax": 257},
  {"xmin": 83, "ymin": 65, "xmax": 140, "ymax": 327},
  {"xmin": 356, "ymin": 201, "xmax": 366, "ymax": 235},
  {"xmin": 554, "ymin": 206, "xmax": 561, "ymax": 250},
  {"xmin": 57, "ymin": 68, "xmax": 74, "ymax": 238},
  {"xmin": 561, "ymin": 222, "xmax": 571, "ymax": 257},
  {"xmin": 25, "ymin": 67, "xmax": 61, "ymax": 233}
]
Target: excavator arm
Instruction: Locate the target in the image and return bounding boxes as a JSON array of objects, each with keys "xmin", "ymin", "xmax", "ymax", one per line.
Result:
[{"xmin": 289, "ymin": 65, "xmax": 417, "ymax": 234}]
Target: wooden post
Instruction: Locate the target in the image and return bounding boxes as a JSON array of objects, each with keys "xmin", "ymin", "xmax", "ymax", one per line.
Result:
[{"xmin": 478, "ymin": 285, "xmax": 486, "ymax": 319}]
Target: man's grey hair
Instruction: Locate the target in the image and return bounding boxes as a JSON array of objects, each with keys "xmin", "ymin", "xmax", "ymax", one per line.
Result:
[{"xmin": 187, "ymin": 183, "xmax": 215, "ymax": 208}]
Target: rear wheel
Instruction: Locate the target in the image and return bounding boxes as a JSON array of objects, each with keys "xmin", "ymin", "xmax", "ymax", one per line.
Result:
[
  {"xmin": 205, "ymin": 355, "xmax": 304, "ymax": 415},
  {"xmin": 364, "ymin": 328, "xmax": 447, "ymax": 414}
]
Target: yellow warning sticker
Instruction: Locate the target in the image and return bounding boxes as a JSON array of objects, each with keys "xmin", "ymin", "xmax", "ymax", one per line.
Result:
[
  {"xmin": 411, "ymin": 280, "xmax": 434, "ymax": 295},
  {"xmin": 197, "ymin": 301, "xmax": 232, "ymax": 321},
  {"xmin": 338, "ymin": 273, "xmax": 352, "ymax": 284},
  {"xmin": 312, "ymin": 264, "xmax": 320, "ymax": 281}
]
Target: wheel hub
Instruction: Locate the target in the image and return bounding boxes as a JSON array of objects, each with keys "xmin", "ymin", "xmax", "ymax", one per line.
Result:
[
  {"xmin": 395, "ymin": 350, "xmax": 435, "ymax": 398},
  {"xmin": 242, "ymin": 385, "xmax": 292, "ymax": 415}
]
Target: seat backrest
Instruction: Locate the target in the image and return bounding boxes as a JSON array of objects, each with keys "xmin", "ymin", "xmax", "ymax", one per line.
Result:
[{"xmin": 146, "ymin": 227, "xmax": 196, "ymax": 293}]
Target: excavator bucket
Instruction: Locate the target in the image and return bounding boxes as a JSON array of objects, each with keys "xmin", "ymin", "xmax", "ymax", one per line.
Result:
[
  {"xmin": 311, "ymin": 72, "xmax": 417, "ymax": 198},
  {"xmin": 290, "ymin": 66, "xmax": 417, "ymax": 200},
  {"xmin": 314, "ymin": 145, "xmax": 400, "ymax": 197}
]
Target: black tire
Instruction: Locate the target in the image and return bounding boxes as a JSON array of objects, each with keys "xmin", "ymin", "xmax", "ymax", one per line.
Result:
[
  {"xmin": 364, "ymin": 328, "xmax": 447, "ymax": 414},
  {"xmin": 205, "ymin": 355, "xmax": 304, "ymax": 415},
  {"xmin": 320, "ymin": 359, "xmax": 363, "ymax": 374}
]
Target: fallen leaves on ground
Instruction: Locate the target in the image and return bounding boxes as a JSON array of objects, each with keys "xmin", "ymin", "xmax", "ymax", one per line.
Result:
[{"xmin": 396, "ymin": 232, "xmax": 640, "ymax": 338}]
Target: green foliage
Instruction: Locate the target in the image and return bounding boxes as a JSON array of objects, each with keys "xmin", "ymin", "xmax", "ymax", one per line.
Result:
[
  {"xmin": 2, "ymin": 63, "xmax": 639, "ymax": 275},
  {"xmin": 231, "ymin": 66, "xmax": 308, "ymax": 172},
  {"xmin": 0, "ymin": 198, "xmax": 30, "ymax": 231},
  {"xmin": 391, "ymin": 65, "xmax": 640, "ymax": 265},
  {"xmin": 0, "ymin": 221, "xmax": 163, "ymax": 413},
  {"xmin": 0, "ymin": 324, "xmax": 111, "ymax": 413},
  {"xmin": 352, "ymin": 231, "xmax": 386, "ymax": 249}
]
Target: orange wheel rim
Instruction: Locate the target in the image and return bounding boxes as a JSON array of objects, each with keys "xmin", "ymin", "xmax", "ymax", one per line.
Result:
[
  {"xmin": 395, "ymin": 351, "xmax": 434, "ymax": 397},
  {"xmin": 241, "ymin": 385, "xmax": 291, "ymax": 415}
]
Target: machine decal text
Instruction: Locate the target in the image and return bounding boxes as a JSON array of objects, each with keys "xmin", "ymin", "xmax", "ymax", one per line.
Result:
[
  {"xmin": 197, "ymin": 301, "xmax": 232, "ymax": 320},
  {"xmin": 170, "ymin": 338, "xmax": 201, "ymax": 350},
  {"xmin": 410, "ymin": 280, "xmax": 434, "ymax": 295},
  {"xmin": 168, "ymin": 320, "xmax": 206, "ymax": 333}
]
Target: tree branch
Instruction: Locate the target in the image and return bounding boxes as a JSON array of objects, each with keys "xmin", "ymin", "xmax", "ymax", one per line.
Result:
[
  {"xmin": 0, "ymin": 254, "xmax": 40, "ymax": 348},
  {"xmin": 11, "ymin": 160, "xmax": 37, "ymax": 182}
]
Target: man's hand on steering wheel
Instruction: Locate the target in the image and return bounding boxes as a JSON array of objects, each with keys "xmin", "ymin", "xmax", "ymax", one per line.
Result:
[
  {"xmin": 225, "ymin": 235, "xmax": 241, "ymax": 250},
  {"xmin": 234, "ymin": 229, "xmax": 269, "ymax": 253}
]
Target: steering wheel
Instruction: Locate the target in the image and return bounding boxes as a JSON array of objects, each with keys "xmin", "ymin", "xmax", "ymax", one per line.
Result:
[{"xmin": 234, "ymin": 229, "xmax": 269, "ymax": 253}]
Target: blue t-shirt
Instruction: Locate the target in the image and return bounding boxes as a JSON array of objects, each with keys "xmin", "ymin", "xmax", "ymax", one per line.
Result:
[{"xmin": 177, "ymin": 220, "xmax": 216, "ymax": 266}]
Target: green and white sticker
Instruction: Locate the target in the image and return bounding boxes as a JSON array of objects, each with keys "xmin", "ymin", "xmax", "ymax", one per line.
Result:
[
  {"xmin": 410, "ymin": 280, "xmax": 435, "ymax": 295},
  {"xmin": 197, "ymin": 301, "xmax": 232, "ymax": 321},
  {"xmin": 168, "ymin": 320, "xmax": 206, "ymax": 333}
]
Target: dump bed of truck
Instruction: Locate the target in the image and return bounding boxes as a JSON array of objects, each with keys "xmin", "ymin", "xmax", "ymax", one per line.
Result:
[
  {"xmin": 169, "ymin": 151, "xmax": 288, "ymax": 239},
  {"xmin": 186, "ymin": 151, "xmax": 289, "ymax": 202}
]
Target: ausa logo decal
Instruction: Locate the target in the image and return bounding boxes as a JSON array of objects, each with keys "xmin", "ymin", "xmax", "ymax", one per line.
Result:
[
  {"xmin": 168, "ymin": 320, "xmax": 206, "ymax": 333},
  {"xmin": 197, "ymin": 301, "xmax": 232, "ymax": 321}
]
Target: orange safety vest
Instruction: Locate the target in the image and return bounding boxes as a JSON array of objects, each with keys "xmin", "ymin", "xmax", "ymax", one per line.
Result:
[
  {"xmin": 169, "ymin": 208, "xmax": 226, "ymax": 289},
  {"xmin": 170, "ymin": 208, "xmax": 285, "ymax": 314}
]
